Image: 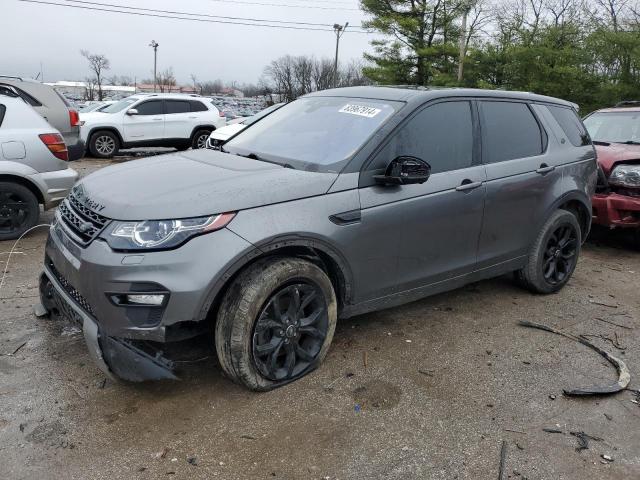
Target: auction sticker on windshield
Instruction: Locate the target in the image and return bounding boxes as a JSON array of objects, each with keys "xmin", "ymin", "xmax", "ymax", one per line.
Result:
[{"xmin": 339, "ymin": 104, "xmax": 382, "ymax": 118}]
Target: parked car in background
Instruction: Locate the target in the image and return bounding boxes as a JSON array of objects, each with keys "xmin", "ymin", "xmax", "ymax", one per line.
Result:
[
  {"xmin": 0, "ymin": 93, "xmax": 78, "ymax": 240},
  {"xmin": 79, "ymin": 100, "xmax": 116, "ymax": 114},
  {"xmin": 80, "ymin": 93, "xmax": 226, "ymax": 158},
  {"xmin": 39, "ymin": 87, "xmax": 595, "ymax": 390},
  {"xmin": 206, "ymin": 103, "xmax": 285, "ymax": 149},
  {"xmin": 584, "ymin": 101, "xmax": 640, "ymax": 245},
  {"xmin": 0, "ymin": 76, "xmax": 84, "ymax": 160}
]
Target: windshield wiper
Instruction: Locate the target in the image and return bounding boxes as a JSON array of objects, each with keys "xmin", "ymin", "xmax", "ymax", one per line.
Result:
[
  {"xmin": 239, "ymin": 152, "xmax": 295, "ymax": 169},
  {"xmin": 592, "ymin": 140, "xmax": 611, "ymax": 146},
  {"xmin": 619, "ymin": 140, "xmax": 640, "ymax": 145}
]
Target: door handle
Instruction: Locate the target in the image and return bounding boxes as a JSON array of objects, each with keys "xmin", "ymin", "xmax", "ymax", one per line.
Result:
[
  {"xmin": 153, "ymin": 117, "xmax": 163, "ymax": 121},
  {"xmin": 456, "ymin": 180, "xmax": 483, "ymax": 192},
  {"xmin": 536, "ymin": 164, "xmax": 556, "ymax": 174},
  {"xmin": 188, "ymin": 116, "xmax": 197, "ymax": 119}
]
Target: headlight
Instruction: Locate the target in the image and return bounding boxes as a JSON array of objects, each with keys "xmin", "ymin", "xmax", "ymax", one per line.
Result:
[
  {"xmin": 102, "ymin": 213, "xmax": 236, "ymax": 251},
  {"xmin": 609, "ymin": 164, "xmax": 640, "ymax": 188}
]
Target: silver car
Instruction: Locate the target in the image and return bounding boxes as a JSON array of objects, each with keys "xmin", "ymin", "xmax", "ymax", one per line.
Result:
[
  {"xmin": 0, "ymin": 93, "xmax": 78, "ymax": 240},
  {"xmin": 39, "ymin": 87, "xmax": 597, "ymax": 390}
]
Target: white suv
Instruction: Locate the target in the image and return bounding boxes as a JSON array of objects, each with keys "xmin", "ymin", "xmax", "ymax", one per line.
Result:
[{"xmin": 80, "ymin": 93, "xmax": 226, "ymax": 158}]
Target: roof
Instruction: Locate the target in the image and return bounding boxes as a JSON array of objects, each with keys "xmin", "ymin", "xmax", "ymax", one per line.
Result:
[
  {"xmin": 129, "ymin": 92, "xmax": 204, "ymax": 99},
  {"xmin": 595, "ymin": 106, "xmax": 640, "ymax": 113},
  {"xmin": 307, "ymin": 86, "xmax": 575, "ymax": 107}
]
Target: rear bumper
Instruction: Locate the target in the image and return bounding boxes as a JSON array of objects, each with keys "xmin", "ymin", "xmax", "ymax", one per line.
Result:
[
  {"xmin": 592, "ymin": 193, "xmax": 640, "ymax": 228},
  {"xmin": 30, "ymin": 167, "xmax": 78, "ymax": 209}
]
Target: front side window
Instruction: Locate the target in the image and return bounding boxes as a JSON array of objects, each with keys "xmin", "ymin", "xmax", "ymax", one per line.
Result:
[
  {"xmin": 481, "ymin": 101, "xmax": 544, "ymax": 163},
  {"xmin": 370, "ymin": 101, "xmax": 474, "ymax": 174},
  {"xmin": 224, "ymin": 97, "xmax": 399, "ymax": 172},
  {"xmin": 583, "ymin": 111, "xmax": 640, "ymax": 144},
  {"xmin": 165, "ymin": 100, "xmax": 190, "ymax": 114},
  {"xmin": 135, "ymin": 100, "xmax": 163, "ymax": 116}
]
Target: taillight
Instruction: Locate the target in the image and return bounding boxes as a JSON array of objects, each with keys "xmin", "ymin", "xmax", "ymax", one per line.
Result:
[
  {"xmin": 39, "ymin": 133, "xmax": 68, "ymax": 161},
  {"xmin": 219, "ymin": 111, "xmax": 225, "ymax": 117},
  {"xmin": 69, "ymin": 109, "xmax": 80, "ymax": 127}
]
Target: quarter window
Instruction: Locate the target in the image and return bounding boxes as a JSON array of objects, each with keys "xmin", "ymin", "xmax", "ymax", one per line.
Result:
[
  {"xmin": 480, "ymin": 101, "xmax": 544, "ymax": 163},
  {"xmin": 189, "ymin": 100, "xmax": 208, "ymax": 112},
  {"xmin": 371, "ymin": 101, "xmax": 474, "ymax": 174},
  {"xmin": 546, "ymin": 105, "xmax": 591, "ymax": 146},
  {"xmin": 165, "ymin": 100, "xmax": 190, "ymax": 114},
  {"xmin": 135, "ymin": 100, "xmax": 163, "ymax": 116}
]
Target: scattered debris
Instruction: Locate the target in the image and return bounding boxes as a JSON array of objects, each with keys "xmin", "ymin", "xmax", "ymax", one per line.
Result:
[
  {"xmin": 581, "ymin": 333, "xmax": 626, "ymax": 350},
  {"xmin": 589, "ymin": 299, "xmax": 618, "ymax": 308},
  {"xmin": 417, "ymin": 369, "xmax": 434, "ymax": 377},
  {"xmin": 187, "ymin": 457, "xmax": 198, "ymax": 466},
  {"xmin": 362, "ymin": 351, "xmax": 368, "ymax": 368},
  {"xmin": 515, "ymin": 442, "xmax": 525, "ymax": 451},
  {"xmin": 604, "ymin": 413, "xmax": 613, "ymax": 421},
  {"xmin": 354, "ymin": 404, "xmax": 362, "ymax": 413},
  {"xmin": 543, "ymin": 428, "xmax": 563, "ymax": 434},
  {"xmin": 570, "ymin": 431, "xmax": 603, "ymax": 452},
  {"xmin": 594, "ymin": 317, "xmax": 633, "ymax": 330},
  {"xmin": 504, "ymin": 428, "xmax": 526, "ymax": 435},
  {"xmin": 519, "ymin": 321, "xmax": 630, "ymax": 395},
  {"xmin": 601, "ymin": 454, "xmax": 614, "ymax": 463},
  {"xmin": 155, "ymin": 447, "xmax": 169, "ymax": 459},
  {"xmin": 240, "ymin": 434, "xmax": 257, "ymax": 440},
  {"xmin": 137, "ymin": 467, "xmax": 147, "ymax": 472},
  {"xmin": 19, "ymin": 422, "xmax": 26, "ymax": 432},
  {"xmin": 98, "ymin": 378, "xmax": 107, "ymax": 389},
  {"xmin": 498, "ymin": 440, "xmax": 507, "ymax": 480},
  {"xmin": 549, "ymin": 394, "xmax": 556, "ymax": 400}
]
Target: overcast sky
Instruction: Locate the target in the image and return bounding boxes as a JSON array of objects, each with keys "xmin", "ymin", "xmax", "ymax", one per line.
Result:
[{"xmin": 1, "ymin": 0, "xmax": 375, "ymax": 86}]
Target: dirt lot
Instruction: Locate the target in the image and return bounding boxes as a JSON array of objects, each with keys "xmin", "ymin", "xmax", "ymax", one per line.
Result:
[{"xmin": 1, "ymin": 156, "xmax": 639, "ymax": 480}]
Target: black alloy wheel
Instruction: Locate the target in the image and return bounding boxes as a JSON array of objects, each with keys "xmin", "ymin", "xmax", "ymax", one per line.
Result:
[
  {"xmin": 252, "ymin": 282, "xmax": 328, "ymax": 381},
  {"xmin": 0, "ymin": 183, "xmax": 39, "ymax": 241},
  {"xmin": 542, "ymin": 224, "xmax": 578, "ymax": 285}
]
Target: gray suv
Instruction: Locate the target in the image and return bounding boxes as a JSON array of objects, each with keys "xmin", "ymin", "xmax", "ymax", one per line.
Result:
[{"xmin": 39, "ymin": 87, "xmax": 597, "ymax": 390}]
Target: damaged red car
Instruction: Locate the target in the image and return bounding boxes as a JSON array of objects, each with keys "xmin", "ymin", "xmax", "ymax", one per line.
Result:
[{"xmin": 584, "ymin": 102, "xmax": 640, "ymax": 244}]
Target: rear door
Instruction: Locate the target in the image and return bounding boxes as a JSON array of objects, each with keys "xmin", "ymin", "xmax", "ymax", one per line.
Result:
[
  {"xmin": 476, "ymin": 100, "xmax": 562, "ymax": 267},
  {"xmin": 122, "ymin": 99, "xmax": 165, "ymax": 142},
  {"xmin": 164, "ymin": 99, "xmax": 193, "ymax": 139},
  {"xmin": 356, "ymin": 99, "xmax": 486, "ymax": 301}
]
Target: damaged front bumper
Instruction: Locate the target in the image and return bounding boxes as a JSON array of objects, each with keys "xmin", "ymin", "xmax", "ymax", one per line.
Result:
[
  {"xmin": 592, "ymin": 192, "xmax": 640, "ymax": 228},
  {"xmin": 39, "ymin": 271, "xmax": 178, "ymax": 382}
]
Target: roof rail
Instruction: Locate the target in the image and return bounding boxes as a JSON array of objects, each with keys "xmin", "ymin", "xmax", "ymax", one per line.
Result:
[
  {"xmin": 0, "ymin": 75, "xmax": 24, "ymax": 81},
  {"xmin": 614, "ymin": 100, "xmax": 640, "ymax": 107}
]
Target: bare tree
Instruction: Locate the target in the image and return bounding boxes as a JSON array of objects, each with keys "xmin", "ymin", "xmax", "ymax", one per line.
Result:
[
  {"xmin": 84, "ymin": 77, "xmax": 97, "ymax": 101},
  {"xmin": 80, "ymin": 50, "xmax": 110, "ymax": 100},
  {"xmin": 156, "ymin": 68, "xmax": 176, "ymax": 93}
]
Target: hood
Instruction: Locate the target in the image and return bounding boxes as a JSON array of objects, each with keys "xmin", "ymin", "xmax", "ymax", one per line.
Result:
[
  {"xmin": 77, "ymin": 149, "xmax": 338, "ymax": 220},
  {"xmin": 80, "ymin": 111, "xmax": 109, "ymax": 122},
  {"xmin": 595, "ymin": 143, "xmax": 640, "ymax": 176},
  {"xmin": 209, "ymin": 123, "xmax": 246, "ymax": 142}
]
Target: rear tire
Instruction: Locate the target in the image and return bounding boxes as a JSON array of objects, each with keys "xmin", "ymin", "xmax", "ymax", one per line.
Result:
[
  {"xmin": 516, "ymin": 210, "xmax": 581, "ymax": 294},
  {"xmin": 191, "ymin": 129, "xmax": 212, "ymax": 149},
  {"xmin": 0, "ymin": 182, "xmax": 39, "ymax": 241},
  {"xmin": 89, "ymin": 130, "xmax": 119, "ymax": 158},
  {"xmin": 215, "ymin": 257, "xmax": 337, "ymax": 391}
]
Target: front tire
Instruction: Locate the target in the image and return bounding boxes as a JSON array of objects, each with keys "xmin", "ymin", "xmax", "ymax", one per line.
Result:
[
  {"xmin": 0, "ymin": 182, "xmax": 39, "ymax": 241},
  {"xmin": 89, "ymin": 130, "xmax": 119, "ymax": 158},
  {"xmin": 192, "ymin": 129, "xmax": 212, "ymax": 149},
  {"xmin": 516, "ymin": 210, "xmax": 581, "ymax": 294},
  {"xmin": 215, "ymin": 257, "xmax": 337, "ymax": 391}
]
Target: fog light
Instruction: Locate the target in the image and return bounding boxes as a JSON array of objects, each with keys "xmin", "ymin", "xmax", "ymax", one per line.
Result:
[{"xmin": 126, "ymin": 294, "xmax": 166, "ymax": 306}]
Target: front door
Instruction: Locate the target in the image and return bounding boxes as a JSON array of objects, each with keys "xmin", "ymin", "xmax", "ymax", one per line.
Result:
[
  {"xmin": 356, "ymin": 100, "xmax": 486, "ymax": 302},
  {"xmin": 122, "ymin": 99, "xmax": 165, "ymax": 142}
]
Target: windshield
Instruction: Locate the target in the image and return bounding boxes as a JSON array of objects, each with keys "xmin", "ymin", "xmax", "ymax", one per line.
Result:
[
  {"xmin": 243, "ymin": 103, "xmax": 284, "ymax": 127},
  {"xmin": 101, "ymin": 98, "xmax": 137, "ymax": 114},
  {"xmin": 584, "ymin": 111, "xmax": 640, "ymax": 144},
  {"xmin": 224, "ymin": 97, "xmax": 399, "ymax": 172}
]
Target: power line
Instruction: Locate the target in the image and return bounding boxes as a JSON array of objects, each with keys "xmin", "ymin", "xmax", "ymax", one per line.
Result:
[
  {"xmin": 206, "ymin": 0, "xmax": 361, "ymax": 12},
  {"xmin": 18, "ymin": 0, "xmax": 373, "ymax": 32},
  {"xmin": 62, "ymin": 0, "xmax": 355, "ymax": 27}
]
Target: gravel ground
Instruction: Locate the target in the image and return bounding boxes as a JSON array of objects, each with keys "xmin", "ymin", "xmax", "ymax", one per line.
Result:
[{"xmin": 1, "ymin": 155, "xmax": 639, "ymax": 480}]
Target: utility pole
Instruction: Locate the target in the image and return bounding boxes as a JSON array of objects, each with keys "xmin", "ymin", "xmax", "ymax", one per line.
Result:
[
  {"xmin": 149, "ymin": 40, "xmax": 159, "ymax": 92},
  {"xmin": 333, "ymin": 22, "xmax": 348, "ymax": 88},
  {"xmin": 457, "ymin": 4, "xmax": 471, "ymax": 83}
]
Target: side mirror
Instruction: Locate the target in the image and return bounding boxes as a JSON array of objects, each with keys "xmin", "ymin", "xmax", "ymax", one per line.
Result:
[
  {"xmin": 126, "ymin": 108, "xmax": 139, "ymax": 116},
  {"xmin": 374, "ymin": 156, "xmax": 431, "ymax": 186}
]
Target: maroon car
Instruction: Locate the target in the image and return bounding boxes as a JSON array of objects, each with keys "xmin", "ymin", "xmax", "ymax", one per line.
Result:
[{"xmin": 584, "ymin": 102, "xmax": 640, "ymax": 244}]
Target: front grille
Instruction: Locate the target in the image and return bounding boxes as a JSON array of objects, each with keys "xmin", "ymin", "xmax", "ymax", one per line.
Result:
[
  {"xmin": 57, "ymin": 190, "xmax": 109, "ymax": 246},
  {"xmin": 46, "ymin": 256, "xmax": 95, "ymax": 317}
]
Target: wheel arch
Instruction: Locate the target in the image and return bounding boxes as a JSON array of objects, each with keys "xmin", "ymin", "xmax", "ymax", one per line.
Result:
[
  {"xmin": 190, "ymin": 125, "xmax": 216, "ymax": 140},
  {"xmin": 87, "ymin": 126, "xmax": 124, "ymax": 146},
  {"xmin": 539, "ymin": 190, "xmax": 591, "ymax": 243},
  {"xmin": 200, "ymin": 237, "xmax": 354, "ymax": 327},
  {"xmin": 0, "ymin": 174, "xmax": 45, "ymax": 204}
]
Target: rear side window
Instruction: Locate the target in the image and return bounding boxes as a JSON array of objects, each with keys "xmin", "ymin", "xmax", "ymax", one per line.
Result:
[
  {"xmin": 0, "ymin": 104, "xmax": 6, "ymax": 127},
  {"xmin": 189, "ymin": 100, "xmax": 208, "ymax": 112},
  {"xmin": 480, "ymin": 101, "xmax": 544, "ymax": 163},
  {"xmin": 546, "ymin": 105, "xmax": 591, "ymax": 146},
  {"xmin": 371, "ymin": 101, "xmax": 474, "ymax": 174},
  {"xmin": 165, "ymin": 100, "xmax": 190, "ymax": 114},
  {"xmin": 15, "ymin": 87, "xmax": 42, "ymax": 107},
  {"xmin": 136, "ymin": 100, "xmax": 163, "ymax": 115}
]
